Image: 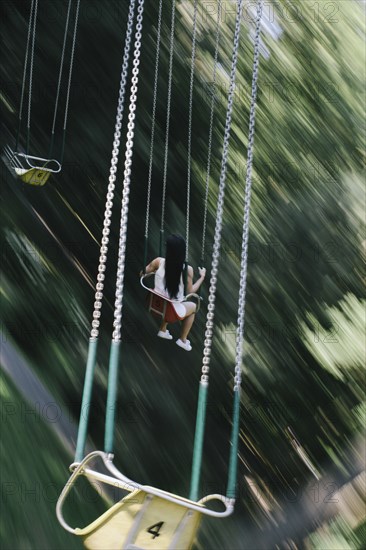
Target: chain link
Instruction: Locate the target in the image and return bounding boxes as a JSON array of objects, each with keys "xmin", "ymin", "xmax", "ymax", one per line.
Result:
[
  {"xmin": 200, "ymin": 0, "xmax": 244, "ymax": 384},
  {"xmin": 27, "ymin": 0, "xmax": 38, "ymax": 132},
  {"xmin": 144, "ymin": 0, "xmax": 163, "ymax": 239},
  {"xmin": 185, "ymin": 0, "xmax": 199, "ymax": 261},
  {"xmin": 234, "ymin": 0, "xmax": 263, "ymax": 390},
  {"xmin": 90, "ymin": 0, "xmax": 136, "ymax": 339},
  {"xmin": 17, "ymin": 0, "xmax": 35, "ymax": 148},
  {"xmin": 161, "ymin": 0, "xmax": 176, "ymax": 234},
  {"xmin": 63, "ymin": 0, "xmax": 81, "ymax": 131},
  {"xmin": 112, "ymin": 0, "xmax": 145, "ymax": 341},
  {"xmin": 201, "ymin": 0, "xmax": 222, "ymax": 261},
  {"xmin": 51, "ymin": 0, "xmax": 72, "ymax": 136}
]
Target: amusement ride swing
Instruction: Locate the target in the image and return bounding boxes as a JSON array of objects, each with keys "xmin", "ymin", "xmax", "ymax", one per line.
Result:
[
  {"xmin": 3, "ymin": 0, "xmax": 80, "ymax": 186},
  {"xmin": 56, "ymin": 0, "xmax": 264, "ymax": 548},
  {"xmin": 141, "ymin": 0, "xmax": 219, "ymax": 323},
  {"xmin": 140, "ymin": 0, "xmax": 203, "ymax": 323}
]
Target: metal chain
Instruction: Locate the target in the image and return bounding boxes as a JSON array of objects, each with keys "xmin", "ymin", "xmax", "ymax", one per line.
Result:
[
  {"xmin": 144, "ymin": 0, "xmax": 163, "ymax": 240},
  {"xmin": 200, "ymin": 0, "xmax": 244, "ymax": 385},
  {"xmin": 16, "ymin": 0, "xmax": 35, "ymax": 149},
  {"xmin": 234, "ymin": 0, "xmax": 263, "ymax": 390},
  {"xmin": 185, "ymin": 0, "xmax": 198, "ymax": 261},
  {"xmin": 90, "ymin": 0, "xmax": 136, "ymax": 340},
  {"xmin": 51, "ymin": 0, "xmax": 72, "ymax": 136},
  {"xmin": 27, "ymin": 0, "xmax": 38, "ymax": 133},
  {"xmin": 112, "ymin": 0, "xmax": 145, "ymax": 341},
  {"xmin": 160, "ymin": 0, "xmax": 176, "ymax": 235},
  {"xmin": 63, "ymin": 0, "xmax": 81, "ymax": 131},
  {"xmin": 201, "ymin": 0, "xmax": 222, "ymax": 262}
]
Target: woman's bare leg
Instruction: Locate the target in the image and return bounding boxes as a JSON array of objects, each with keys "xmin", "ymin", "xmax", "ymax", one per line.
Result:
[
  {"xmin": 160, "ymin": 320, "xmax": 168, "ymax": 332},
  {"xmin": 180, "ymin": 302, "xmax": 196, "ymax": 342}
]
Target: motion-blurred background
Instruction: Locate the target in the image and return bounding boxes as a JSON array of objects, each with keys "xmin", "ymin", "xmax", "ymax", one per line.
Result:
[{"xmin": 1, "ymin": 1, "xmax": 365, "ymax": 549}]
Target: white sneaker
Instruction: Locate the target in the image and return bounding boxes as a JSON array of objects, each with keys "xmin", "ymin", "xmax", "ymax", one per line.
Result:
[
  {"xmin": 176, "ymin": 339, "xmax": 192, "ymax": 351},
  {"xmin": 157, "ymin": 330, "xmax": 173, "ymax": 340}
]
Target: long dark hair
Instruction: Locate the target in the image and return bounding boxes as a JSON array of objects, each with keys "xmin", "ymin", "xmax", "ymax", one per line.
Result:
[{"xmin": 165, "ymin": 234, "xmax": 186, "ymax": 299}]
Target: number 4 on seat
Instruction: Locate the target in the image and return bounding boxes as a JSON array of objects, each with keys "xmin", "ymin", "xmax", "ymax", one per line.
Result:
[{"xmin": 79, "ymin": 490, "xmax": 202, "ymax": 550}]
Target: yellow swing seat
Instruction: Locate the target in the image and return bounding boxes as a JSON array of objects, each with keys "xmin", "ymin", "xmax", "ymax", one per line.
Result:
[
  {"xmin": 3, "ymin": 145, "xmax": 61, "ymax": 186},
  {"xmin": 57, "ymin": 451, "xmax": 234, "ymax": 550},
  {"xmin": 14, "ymin": 166, "xmax": 52, "ymax": 186},
  {"xmin": 78, "ymin": 489, "xmax": 202, "ymax": 550}
]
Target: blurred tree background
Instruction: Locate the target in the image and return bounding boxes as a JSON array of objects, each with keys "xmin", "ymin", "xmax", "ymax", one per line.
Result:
[{"xmin": 1, "ymin": 1, "xmax": 365, "ymax": 549}]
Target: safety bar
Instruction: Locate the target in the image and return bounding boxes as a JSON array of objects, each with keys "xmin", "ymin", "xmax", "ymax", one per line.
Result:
[
  {"xmin": 56, "ymin": 451, "xmax": 234, "ymax": 534},
  {"xmin": 16, "ymin": 152, "xmax": 62, "ymax": 173},
  {"xmin": 3, "ymin": 145, "xmax": 23, "ymax": 168},
  {"xmin": 140, "ymin": 274, "xmax": 202, "ymax": 314},
  {"xmin": 4, "ymin": 146, "xmax": 62, "ymax": 173}
]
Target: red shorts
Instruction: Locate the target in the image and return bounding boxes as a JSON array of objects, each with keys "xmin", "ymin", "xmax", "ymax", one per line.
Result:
[{"xmin": 148, "ymin": 293, "xmax": 186, "ymax": 323}]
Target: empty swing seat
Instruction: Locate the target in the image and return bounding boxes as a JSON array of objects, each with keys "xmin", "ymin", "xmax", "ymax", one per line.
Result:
[
  {"xmin": 57, "ymin": 452, "xmax": 233, "ymax": 550},
  {"xmin": 77, "ymin": 489, "xmax": 202, "ymax": 550},
  {"xmin": 3, "ymin": 145, "xmax": 61, "ymax": 186}
]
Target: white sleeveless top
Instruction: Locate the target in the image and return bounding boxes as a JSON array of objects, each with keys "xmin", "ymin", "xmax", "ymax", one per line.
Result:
[{"xmin": 154, "ymin": 258, "xmax": 185, "ymax": 301}]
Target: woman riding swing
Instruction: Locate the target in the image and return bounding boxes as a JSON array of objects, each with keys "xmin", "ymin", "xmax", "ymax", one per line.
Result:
[{"xmin": 142, "ymin": 234, "xmax": 206, "ymax": 351}]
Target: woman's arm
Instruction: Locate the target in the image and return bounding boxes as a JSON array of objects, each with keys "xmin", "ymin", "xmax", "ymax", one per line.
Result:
[
  {"xmin": 186, "ymin": 265, "xmax": 206, "ymax": 294},
  {"xmin": 140, "ymin": 257, "xmax": 161, "ymax": 277}
]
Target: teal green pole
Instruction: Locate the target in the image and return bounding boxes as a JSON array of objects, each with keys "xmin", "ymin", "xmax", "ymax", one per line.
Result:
[
  {"xmin": 143, "ymin": 235, "xmax": 148, "ymax": 273},
  {"xmin": 75, "ymin": 338, "xmax": 98, "ymax": 462},
  {"xmin": 60, "ymin": 129, "xmax": 66, "ymax": 163},
  {"xmin": 183, "ymin": 262, "xmax": 188, "ymax": 295},
  {"xmin": 15, "ymin": 118, "xmax": 22, "ymax": 151},
  {"xmin": 226, "ymin": 388, "xmax": 241, "ymax": 499},
  {"xmin": 48, "ymin": 132, "xmax": 55, "ymax": 159},
  {"xmin": 26, "ymin": 127, "xmax": 30, "ymax": 155},
  {"xmin": 159, "ymin": 229, "xmax": 164, "ymax": 257},
  {"xmin": 104, "ymin": 340, "xmax": 121, "ymax": 454},
  {"xmin": 189, "ymin": 382, "xmax": 209, "ymax": 501}
]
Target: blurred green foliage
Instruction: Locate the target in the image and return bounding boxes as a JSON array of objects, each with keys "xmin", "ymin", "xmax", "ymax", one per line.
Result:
[{"xmin": 0, "ymin": 372, "xmax": 84, "ymax": 549}]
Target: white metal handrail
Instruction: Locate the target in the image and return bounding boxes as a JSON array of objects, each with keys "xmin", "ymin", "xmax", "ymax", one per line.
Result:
[
  {"xmin": 140, "ymin": 273, "xmax": 202, "ymax": 313},
  {"xmin": 56, "ymin": 451, "xmax": 234, "ymax": 534}
]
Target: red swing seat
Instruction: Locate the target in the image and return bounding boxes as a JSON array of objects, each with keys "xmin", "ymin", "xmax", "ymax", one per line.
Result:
[
  {"xmin": 146, "ymin": 291, "xmax": 184, "ymax": 323},
  {"xmin": 141, "ymin": 273, "xmax": 201, "ymax": 323}
]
